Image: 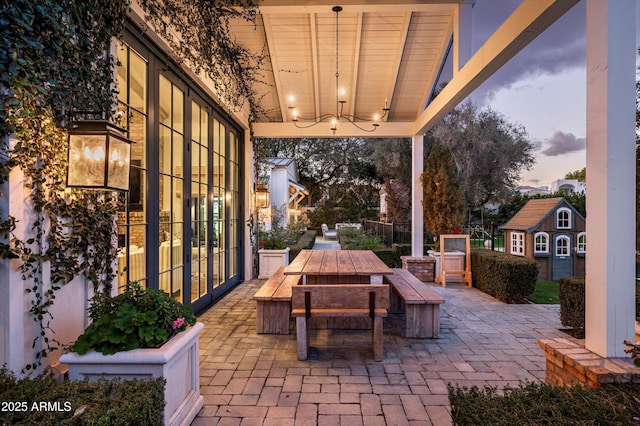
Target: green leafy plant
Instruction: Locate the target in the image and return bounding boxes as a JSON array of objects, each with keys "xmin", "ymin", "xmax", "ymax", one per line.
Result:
[
  {"xmin": 624, "ymin": 340, "xmax": 640, "ymax": 367},
  {"xmin": 72, "ymin": 282, "xmax": 196, "ymax": 355},
  {"xmin": 0, "ymin": 0, "xmax": 129, "ymax": 370},
  {"xmin": 342, "ymin": 229, "xmax": 385, "ymax": 250},
  {"xmin": 258, "ymin": 224, "xmax": 302, "ymax": 250}
]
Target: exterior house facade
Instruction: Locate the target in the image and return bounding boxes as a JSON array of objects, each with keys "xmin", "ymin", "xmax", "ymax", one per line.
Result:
[
  {"xmin": 551, "ymin": 179, "xmax": 586, "ymax": 195},
  {"xmin": 501, "ymin": 198, "xmax": 586, "ymax": 281},
  {"xmin": 262, "ymin": 158, "xmax": 308, "ymax": 229},
  {"xmin": 1, "ymin": 10, "xmax": 254, "ymax": 375},
  {"xmin": 1, "ymin": 0, "xmax": 635, "ymax": 377}
]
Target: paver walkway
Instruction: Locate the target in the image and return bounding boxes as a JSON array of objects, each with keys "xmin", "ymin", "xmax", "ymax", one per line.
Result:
[
  {"xmin": 193, "ymin": 276, "xmax": 566, "ymax": 425},
  {"xmin": 312, "ymin": 235, "xmax": 341, "ymax": 250}
]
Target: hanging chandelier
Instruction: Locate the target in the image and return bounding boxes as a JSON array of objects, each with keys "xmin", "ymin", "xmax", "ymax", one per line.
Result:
[{"xmin": 288, "ymin": 5, "xmax": 390, "ymax": 135}]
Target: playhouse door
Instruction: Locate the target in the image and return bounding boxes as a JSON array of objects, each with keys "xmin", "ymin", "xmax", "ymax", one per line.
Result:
[{"xmin": 552, "ymin": 234, "xmax": 573, "ymax": 281}]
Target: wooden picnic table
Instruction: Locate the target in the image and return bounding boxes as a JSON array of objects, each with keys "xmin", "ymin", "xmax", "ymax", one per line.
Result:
[{"xmin": 284, "ymin": 249, "xmax": 394, "ymax": 284}]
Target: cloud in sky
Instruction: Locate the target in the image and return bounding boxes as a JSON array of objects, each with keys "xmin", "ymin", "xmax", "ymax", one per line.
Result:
[
  {"xmin": 541, "ymin": 131, "xmax": 586, "ymax": 157},
  {"xmin": 468, "ymin": 1, "xmax": 586, "ymax": 105}
]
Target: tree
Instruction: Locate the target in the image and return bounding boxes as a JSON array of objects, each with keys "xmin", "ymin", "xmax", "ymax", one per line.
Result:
[
  {"xmin": 420, "ymin": 144, "xmax": 465, "ymax": 235},
  {"xmin": 368, "ymin": 138, "xmax": 413, "ymax": 189},
  {"xmin": 565, "ymin": 167, "xmax": 586, "ymax": 182},
  {"xmin": 256, "ymin": 137, "xmax": 379, "ymax": 207},
  {"xmin": 429, "ymin": 101, "xmax": 535, "ymax": 209},
  {"xmin": 382, "ymin": 178, "xmax": 410, "ymax": 222}
]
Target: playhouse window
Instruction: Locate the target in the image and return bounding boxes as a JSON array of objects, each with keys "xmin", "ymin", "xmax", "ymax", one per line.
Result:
[
  {"xmin": 577, "ymin": 232, "xmax": 586, "ymax": 254},
  {"xmin": 534, "ymin": 232, "xmax": 549, "ymax": 253},
  {"xmin": 556, "ymin": 207, "xmax": 572, "ymax": 229},
  {"xmin": 510, "ymin": 232, "xmax": 525, "ymax": 256},
  {"xmin": 555, "ymin": 235, "xmax": 570, "ymax": 256}
]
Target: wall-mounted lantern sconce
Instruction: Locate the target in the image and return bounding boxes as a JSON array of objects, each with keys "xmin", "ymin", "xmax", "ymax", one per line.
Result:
[
  {"xmin": 66, "ymin": 120, "xmax": 132, "ymax": 191},
  {"xmin": 255, "ymin": 184, "xmax": 270, "ymax": 208}
]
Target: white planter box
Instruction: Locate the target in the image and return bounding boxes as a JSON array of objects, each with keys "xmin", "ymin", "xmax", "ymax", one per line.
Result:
[
  {"xmin": 428, "ymin": 250, "xmax": 466, "ymax": 283},
  {"xmin": 258, "ymin": 247, "xmax": 290, "ymax": 278},
  {"xmin": 60, "ymin": 322, "xmax": 204, "ymax": 426}
]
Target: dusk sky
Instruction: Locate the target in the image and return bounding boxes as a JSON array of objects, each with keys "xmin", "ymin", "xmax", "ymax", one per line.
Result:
[{"xmin": 451, "ymin": 1, "xmax": 640, "ymax": 189}]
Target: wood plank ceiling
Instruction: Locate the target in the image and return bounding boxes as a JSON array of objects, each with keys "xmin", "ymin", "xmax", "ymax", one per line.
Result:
[{"xmin": 229, "ymin": 1, "xmax": 459, "ymax": 135}]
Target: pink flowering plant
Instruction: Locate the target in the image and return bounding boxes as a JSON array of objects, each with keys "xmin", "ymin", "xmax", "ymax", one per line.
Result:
[{"xmin": 71, "ymin": 282, "xmax": 196, "ymax": 355}]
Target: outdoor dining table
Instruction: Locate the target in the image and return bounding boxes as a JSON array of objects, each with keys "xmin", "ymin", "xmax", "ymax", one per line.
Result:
[{"xmin": 284, "ymin": 249, "xmax": 394, "ymax": 284}]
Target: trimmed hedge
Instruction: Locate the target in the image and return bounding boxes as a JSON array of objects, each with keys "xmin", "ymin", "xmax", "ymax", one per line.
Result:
[
  {"xmin": 0, "ymin": 367, "xmax": 165, "ymax": 425},
  {"xmin": 559, "ymin": 276, "xmax": 585, "ymax": 331},
  {"xmin": 370, "ymin": 244, "xmax": 412, "ymax": 268},
  {"xmin": 470, "ymin": 249, "xmax": 537, "ymax": 303},
  {"xmin": 449, "ymin": 381, "xmax": 640, "ymax": 425},
  {"xmin": 289, "ymin": 230, "xmax": 316, "ymax": 261}
]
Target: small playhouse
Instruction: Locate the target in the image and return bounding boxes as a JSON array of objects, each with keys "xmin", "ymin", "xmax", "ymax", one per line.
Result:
[{"xmin": 500, "ymin": 197, "xmax": 586, "ymax": 281}]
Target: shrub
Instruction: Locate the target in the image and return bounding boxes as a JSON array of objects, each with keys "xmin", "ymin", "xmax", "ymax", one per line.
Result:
[
  {"xmin": 0, "ymin": 367, "xmax": 164, "ymax": 425},
  {"xmin": 371, "ymin": 244, "xmax": 411, "ymax": 268},
  {"xmin": 304, "ymin": 200, "xmax": 377, "ymax": 229},
  {"xmin": 337, "ymin": 227, "xmax": 361, "ymax": 246},
  {"xmin": 448, "ymin": 381, "xmax": 640, "ymax": 425},
  {"xmin": 559, "ymin": 276, "xmax": 585, "ymax": 331},
  {"xmin": 470, "ymin": 249, "xmax": 537, "ymax": 303},
  {"xmin": 341, "ymin": 229, "xmax": 385, "ymax": 250}
]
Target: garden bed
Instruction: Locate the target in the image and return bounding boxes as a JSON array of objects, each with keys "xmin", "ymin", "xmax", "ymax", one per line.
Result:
[
  {"xmin": 449, "ymin": 381, "xmax": 640, "ymax": 425},
  {"xmin": 0, "ymin": 368, "xmax": 164, "ymax": 425}
]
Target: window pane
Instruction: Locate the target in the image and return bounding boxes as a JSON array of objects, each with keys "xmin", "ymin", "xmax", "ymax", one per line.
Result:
[
  {"xmin": 159, "ymin": 75, "xmax": 171, "ymax": 125},
  {"xmin": 129, "ymin": 50, "xmax": 147, "ymax": 112},
  {"xmin": 159, "ymin": 125, "xmax": 171, "ymax": 174},
  {"xmin": 173, "ymin": 85, "xmax": 184, "ymax": 133}
]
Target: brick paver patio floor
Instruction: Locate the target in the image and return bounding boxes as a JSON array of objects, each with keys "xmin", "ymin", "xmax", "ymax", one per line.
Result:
[{"xmin": 193, "ymin": 278, "xmax": 567, "ymax": 425}]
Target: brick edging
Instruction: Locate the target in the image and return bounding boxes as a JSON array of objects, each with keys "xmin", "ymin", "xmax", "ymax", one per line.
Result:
[
  {"xmin": 400, "ymin": 256, "xmax": 435, "ymax": 282},
  {"xmin": 539, "ymin": 338, "xmax": 640, "ymax": 387}
]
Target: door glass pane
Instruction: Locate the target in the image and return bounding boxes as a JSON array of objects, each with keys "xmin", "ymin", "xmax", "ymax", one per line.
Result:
[
  {"xmin": 190, "ymin": 101, "xmax": 210, "ymax": 302},
  {"xmin": 116, "ymin": 41, "xmax": 148, "ymax": 293},
  {"xmin": 158, "ymin": 76, "xmax": 184, "ymax": 302},
  {"xmin": 129, "ymin": 51, "xmax": 147, "ymax": 112}
]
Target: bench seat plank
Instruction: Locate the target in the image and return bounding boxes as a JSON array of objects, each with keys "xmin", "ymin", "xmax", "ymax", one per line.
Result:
[
  {"xmin": 394, "ymin": 269, "xmax": 445, "ymax": 305},
  {"xmin": 253, "ymin": 267, "xmax": 287, "ymax": 300},
  {"xmin": 384, "ymin": 268, "xmax": 445, "ymax": 338},
  {"xmin": 254, "ymin": 267, "xmax": 299, "ymax": 334}
]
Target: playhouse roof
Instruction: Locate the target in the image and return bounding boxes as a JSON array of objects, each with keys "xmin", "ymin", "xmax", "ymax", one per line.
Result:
[{"xmin": 500, "ymin": 197, "xmax": 584, "ymax": 233}]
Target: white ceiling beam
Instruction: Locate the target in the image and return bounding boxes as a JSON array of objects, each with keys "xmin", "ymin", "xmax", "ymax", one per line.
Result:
[
  {"xmin": 252, "ymin": 121, "xmax": 416, "ymax": 138},
  {"xmin": 348, "ymin": 12, "xmax": 363, "ymax": 118},
  {"xmin": 262, "ymin": 14, "xmax": 289, "ymax": 122},
  {"xmin": 310, "ymin": 13, "xmax": 321, "ymax": 121},
  {"xmin": 411, "ymin": 0, "xmax": 580, "ymax": 136},
  {"xmin": 387, "ymin": 12, "xmax": 412, "ymax": 121}
]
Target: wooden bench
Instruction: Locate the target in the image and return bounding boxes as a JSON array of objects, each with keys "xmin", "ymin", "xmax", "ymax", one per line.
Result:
[
  {"xmin": 291, "ymin": 284, "xmax": 389, "ymax": 361},
  {"xmin": 253, "ymin": 267, "xmax": 300, "ymax": 334},
  {"xmin": 384, "ymin": 268, "xmax": 445, "ymax": 338}
]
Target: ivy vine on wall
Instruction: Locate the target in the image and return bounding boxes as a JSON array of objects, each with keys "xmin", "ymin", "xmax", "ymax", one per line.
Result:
[
  {"xmin": 0, "ymin": 0, "xmax": 129, "ymax": 371},
  {"xmin": 1, "ymin": 0, "xmax": 266, "ymax": 371}
]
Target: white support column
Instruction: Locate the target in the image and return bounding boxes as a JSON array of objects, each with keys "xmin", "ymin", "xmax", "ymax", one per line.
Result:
[
  {"xmin": 411, "ymin": 134, "xmax": 424, "ymax": 257},
  {"xmin": 584, "ymin": 0, "xmax": 636, "ymax": 357},
  {"xmin": 453, "ymin": 0, "xmax": 473, "ymax": 74}
]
